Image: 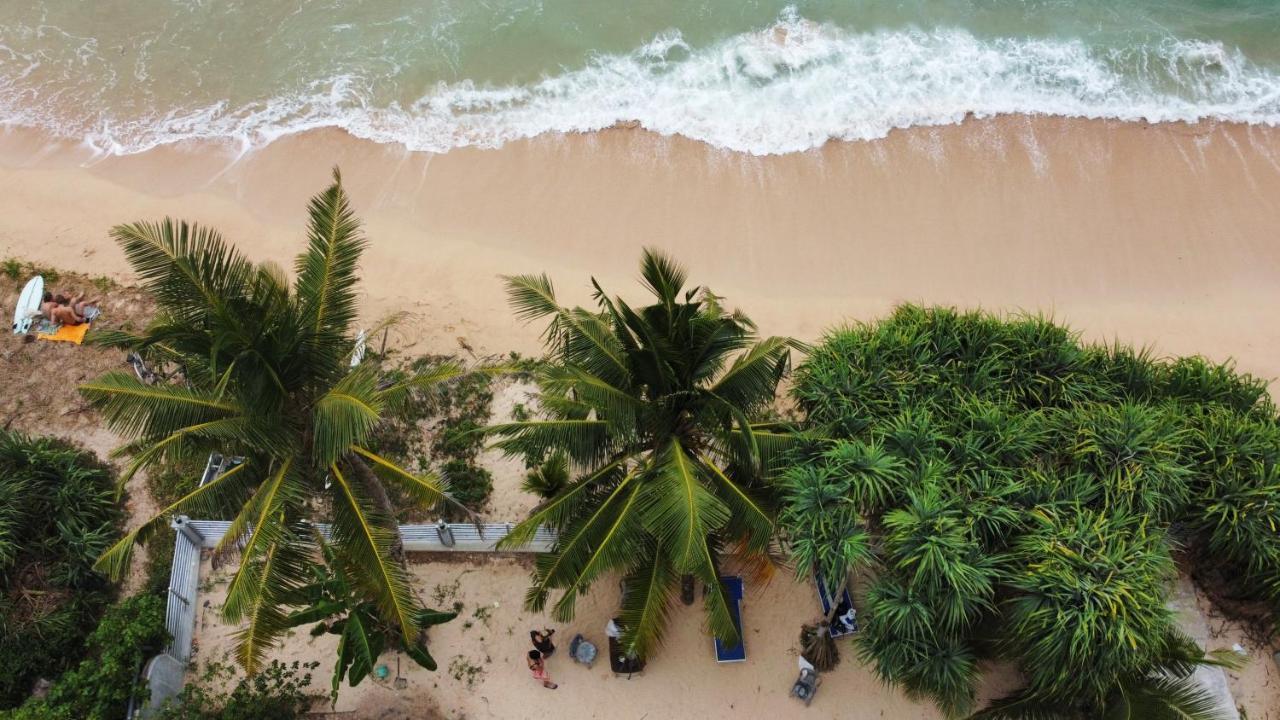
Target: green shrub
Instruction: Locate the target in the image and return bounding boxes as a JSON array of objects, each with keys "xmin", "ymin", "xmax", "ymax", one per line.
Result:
[
  {"xmin": 522, "ymin": 450, "xmax": 569, "ymax": 498},
  {"xmin": 442, "ymin": 460, "xmax": 493, "ymax": 517},
  {"xmin": 0, "ymin": 432, "xmax": 121, "ymax": 708},
  {"xmin": 434, "ymin": 418, "xmax": 484, "ymax": 461},
  {"xmin": 783, "ymin": 305, "xmax": 1280, "ymax": 717},
  {"xmin": 143, "ymin": 539, "xmax": 176, "ymax": 598},
  {"xmin": 153, "ymin": 659, "xmax": 318, "ymax": 720},
  {"xmin": 5, "ymin": 594, "xmax": 168, "ymax": 720}
]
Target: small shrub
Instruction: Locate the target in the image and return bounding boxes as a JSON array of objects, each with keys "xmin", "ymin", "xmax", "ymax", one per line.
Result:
[
  {"xmin": 144, "ymin": 539, "xmax": 176, "ymax": 598},
  {"xmin": 145, "ymin": 457, "xmax": 201, "ymax": 508},
  {"xmin": 434, "ymin": 419, "xmax": 484, "ymax": 462},
  {"xmin": 0, "ymin": 259, "xmax": 20, "ymax": 280},
  {"xmin": 154, "ymin": 659, "xmax": 319, "ymax": 720},
  {"xmin": 522, "ymin": 450, "xmax": 569, "ymax": 498},
  {"xmin": 442, "ymin": 460, "xmax": 492, "ymax": 517},
  {"xmin": 447, "ymin": 656, "xmax": 485, "ymax": 690}
]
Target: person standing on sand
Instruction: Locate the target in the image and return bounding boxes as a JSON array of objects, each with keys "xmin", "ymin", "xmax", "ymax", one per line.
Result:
[
  {"xmin": 530, "ymin": 628, "xmax": 556, "ymax": 657},
  {"xmin": 527, "ymin": 650, "xmax": 557, "ymax": 689}
]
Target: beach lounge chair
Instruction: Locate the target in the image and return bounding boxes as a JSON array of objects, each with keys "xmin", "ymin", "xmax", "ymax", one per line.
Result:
[
  {"xmin": 816, "ymin": 575, "xmax": 857, "ymax": 638},
  {"xmin": 607, "ymin": 635, "xmax": 645, "ymax": 678},
  {"xmin": 714, "ymin": 575, "xmax": 746, "ymax": 663},
  {"xmin": 198, "ymin": 452, "xmax": 244, "ymax": 487}
]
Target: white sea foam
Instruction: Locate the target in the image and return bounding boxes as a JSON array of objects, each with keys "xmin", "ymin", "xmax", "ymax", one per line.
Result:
[{"xmin": 4, "ymin": 11, "xmax": 1280, "ymax": 156}]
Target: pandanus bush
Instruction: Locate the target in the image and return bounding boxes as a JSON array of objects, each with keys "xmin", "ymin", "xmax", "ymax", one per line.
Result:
[
  {"xmin": 81, "ymin": 171, "xmax": 464, "ymax": 673},
  {"xmin": 0, "ymin": 432, "xmax": 121, "ymax": 708},
  {"xmin": 490, "ymin": 249, "xmax": 799, "ymax": 660},
  {"xmin": 781, "ymin": 305, "xmax": 1279, "ymax": 719}
]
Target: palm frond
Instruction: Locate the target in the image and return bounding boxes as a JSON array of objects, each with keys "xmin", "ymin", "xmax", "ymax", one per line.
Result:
[
  {"xmin": 350, "ymin": 447, "xmax": 449, "ymax": 512},
  {"xmin": 640, "ymin": 441, "xmax": 729, "ymax": 573},
  {"xmin": 711, "ymin": 336, "xmax": 792, "ymax": 413},
  {"xmin": 375, "ymin": 360, "xmax": 466, "ymax": 411},
  {"xmin": 618, "ymin": 542, "xmax": 677, "ymax": 660},
  {"xmin": 312, "ymin": 367, "xmax": 384, "ymax": 466},
  {"xmin": 80, "ymin": 372, "xmax": 240, "ymax": 441},
  {"xmin": 1105, "ymin": 674, "xmax": 1238, "ymax": 720},
  {"xmin": 549, "ymin": 482, "xmax": 645, "ymax": 622},
  {"xmin": 487, "ymin": 419, "xmax": 613, "ymax": 466},
  {"xmin": 110, "ymin": 218, "xmax": 255, "ymax": 325},
  {"xmin": 328, "ymin": 463, "xmax": 418, "ymax": 642},
  {"xmin": 294, "ymin": 168, "xmax": 366, "ymax": 343},
  {"xmin": 495, "ymin": 457, "xmax": 631, "ymax": 549},
  {"xmin": 226, "ymin": 529, "xmax": 313, "ymax": 674},
  {"xmin": 522, "ymin": 471, "xmax": 640, "ymax": 612},
  {"xmin": 698, "ymin": 455, "xmax": 774, "ymax": 552},
  {"xmin": 93, "ymin": 461, "xmax": 253, "ymax": 579},
  {"xmin": 639, "ymin": 247, "xmax": 688, "ymax": 306}
]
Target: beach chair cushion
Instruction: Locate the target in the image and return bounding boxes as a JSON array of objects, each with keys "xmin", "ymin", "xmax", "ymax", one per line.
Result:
[
  {"xmin": 714, "ymin": 575, "xmax": 746, "ymax": 662},
  {"xmin": 816, "ymin": 575, "xmax": 857, "ymax": 638}
]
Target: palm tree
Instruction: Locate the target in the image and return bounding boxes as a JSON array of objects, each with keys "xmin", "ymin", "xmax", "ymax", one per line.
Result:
[
  {"xmin": 82, "ymin": 170, "xmax": 462, "ymax": 673},
  {"xmin": 490, "ymin": 249, "xmax": 798, "ymax": 660}
]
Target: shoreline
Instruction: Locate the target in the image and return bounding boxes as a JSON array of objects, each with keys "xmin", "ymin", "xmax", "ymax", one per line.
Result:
[{"xmin": 2, "ymin": 116, "xmax": 1279, "ymax": 387}]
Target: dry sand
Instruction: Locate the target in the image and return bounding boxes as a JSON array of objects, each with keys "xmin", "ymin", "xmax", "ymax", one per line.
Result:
[
  {"xmin": 192, "ymin": 555, "xmax": 1000, "ymax": 720},
  {"xmin": 1, "ymin": 116, "xmax": 1279, "ymax": 389}
]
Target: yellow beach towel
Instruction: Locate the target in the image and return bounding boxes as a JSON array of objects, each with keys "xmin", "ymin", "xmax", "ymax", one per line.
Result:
[{"xmin": 38, "ymin": 322, "xmax": 91, "ymax": 345}]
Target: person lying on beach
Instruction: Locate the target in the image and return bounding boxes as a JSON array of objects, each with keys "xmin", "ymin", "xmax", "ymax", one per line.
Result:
[
  {"xmin": 527, "ymin": 650, "xmax": 557, "ymax": 690},
  {"xmin": 56, "ymin": 292, "xmax": 99, "ymax": 317},
  {"xmin": 530, "ymin": 628, "xmax": 556, "ymax": 657},
  {"xmin": 49, "ymin": 302, "xmax": 87, "ymax": 326}
]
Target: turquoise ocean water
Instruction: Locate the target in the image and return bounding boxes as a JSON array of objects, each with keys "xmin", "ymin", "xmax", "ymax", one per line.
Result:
[{"xmin": 0, "ymin": 0, "xmax": 1278, "ymax": 155}]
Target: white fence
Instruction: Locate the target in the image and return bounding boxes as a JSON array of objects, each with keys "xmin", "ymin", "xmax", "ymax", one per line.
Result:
[{"xmin": 135, "ymin": 516, "xmax": 554, "ymax": 717}]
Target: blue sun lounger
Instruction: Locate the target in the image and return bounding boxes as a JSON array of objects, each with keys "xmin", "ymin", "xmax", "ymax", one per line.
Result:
[
  {"xmin": 817, "ymin": 575, "xmax": 857, "ymax": 638},
  {"xmin": 714, "ymin": 575, "xmax": 746, "ymax": 663}
]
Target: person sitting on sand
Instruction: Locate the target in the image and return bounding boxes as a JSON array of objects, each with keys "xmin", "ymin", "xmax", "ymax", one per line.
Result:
[
  {"xmin": 527, "ymin": 650, "xmax": 557, "ymax": 690},
  {"xmin": 39, "ymin": 292, "xmax": 59, "ymax": 319},
  {"xmin": 530, "ymin": 628, "xmax": 556, "ymax": 657}
]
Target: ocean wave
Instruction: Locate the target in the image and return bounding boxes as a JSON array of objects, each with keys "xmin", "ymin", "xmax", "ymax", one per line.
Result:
[{"xmin": 4, "ymin": 10, "xmax": 1280, "ymax": 156}]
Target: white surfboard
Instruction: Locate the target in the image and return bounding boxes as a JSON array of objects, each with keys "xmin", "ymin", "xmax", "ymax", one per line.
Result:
[{"xmin": 11, "ymin": 275, "xmax": 43, "ymax": 334}]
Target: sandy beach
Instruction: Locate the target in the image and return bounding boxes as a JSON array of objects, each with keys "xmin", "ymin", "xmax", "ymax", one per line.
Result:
[
  {"xmin": 3, "ymin": 117, "xmax": 1280, "ymax": 718},
  {"xmin": 1, "ymin": 116, "xmax": 1278, "ymax": 390}
]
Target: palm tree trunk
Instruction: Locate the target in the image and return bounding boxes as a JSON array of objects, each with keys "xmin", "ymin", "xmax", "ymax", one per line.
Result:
[
  {"xmin": 824, "ymin": 576, "xmax": 849, "ymax": 625},
  {"xmin": 350, "ymin": 458, "xmax": 406, "ymax": 562}
]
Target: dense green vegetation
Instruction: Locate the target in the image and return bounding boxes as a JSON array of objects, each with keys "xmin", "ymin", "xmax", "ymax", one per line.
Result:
[
  {"xmin": 0, "ymin": 432, "xmax": 121, "ymax": 708},
  {"xmin": 491, "ymin": 250, "xmax": 797, "ymax": 659},
  {"xmin": 154, "ymin": 660, "xmax": 319, "ymax": 720},
  {"xmin": 4, "ymin": 594, "xmax": 168, "ymax": 720},
  {"xmin": 368, "ymin": 354, "xmax": 497, "ymax": 520},
  {"xmin": 781, "ymin": 305, "xmax": 1276, "ymax": 718},
  {"xmin": 284, "ymin": 540, "xmax": 455, "ymax": 700},
  {"xmin": 81, "ymin": 171, "xmax": 465, "ymax": 674}
]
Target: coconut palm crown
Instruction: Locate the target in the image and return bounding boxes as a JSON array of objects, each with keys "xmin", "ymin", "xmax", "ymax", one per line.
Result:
[
  {"xmin": 82, "ymin": 171, "xmax": 460, "ymax": 673},
  {"xmin": 491, "ymin": 249, "xmax": 798, "ymax": 660}
]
